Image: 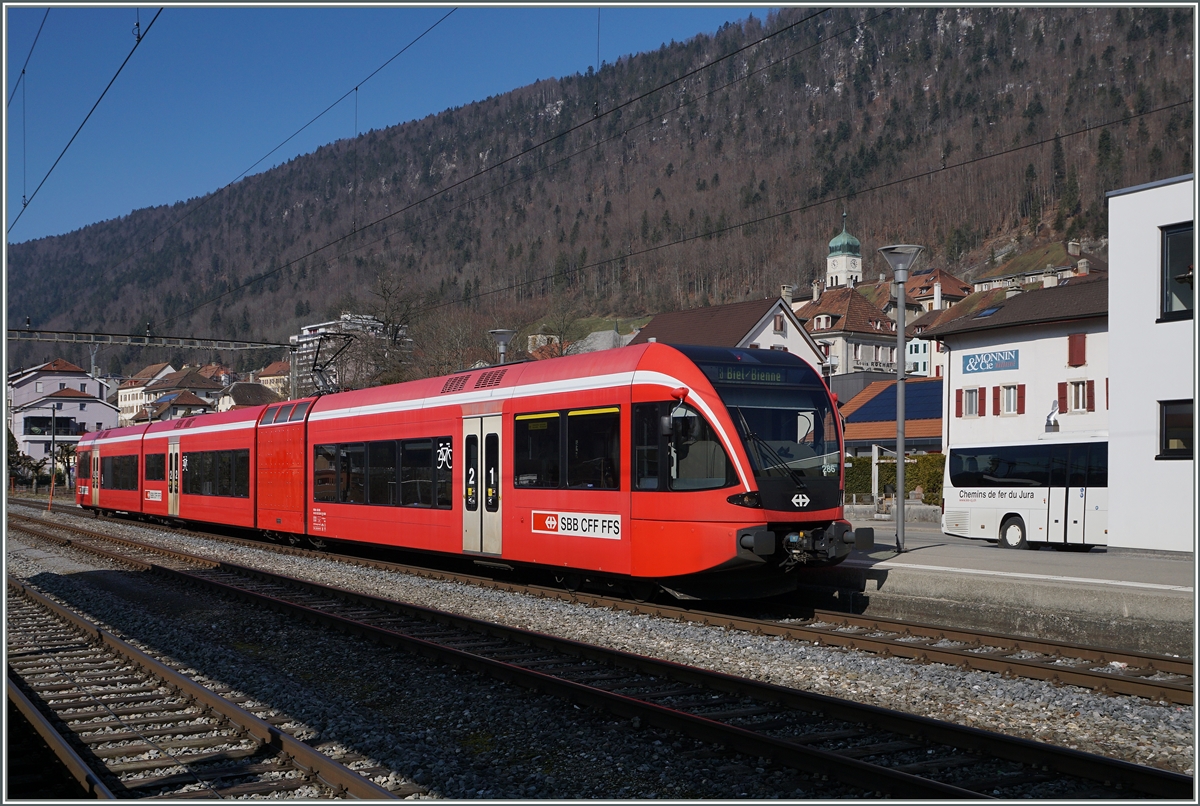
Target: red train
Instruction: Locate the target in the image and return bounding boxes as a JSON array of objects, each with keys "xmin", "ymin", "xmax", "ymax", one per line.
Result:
[{"xmin": 76, "ymin": 344, "xmax": 871, "ymax": 599}]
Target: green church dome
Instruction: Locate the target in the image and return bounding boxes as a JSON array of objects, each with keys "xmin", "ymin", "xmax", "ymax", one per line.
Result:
[{"xmin": 828, "ymin": 212, "xmax": 861, "ymax": 257}]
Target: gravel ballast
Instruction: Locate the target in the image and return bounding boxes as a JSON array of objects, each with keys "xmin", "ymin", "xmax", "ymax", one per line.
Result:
[{"xmin": 7, "ymin": 507, "xmax": 1195, "ymax": 793}]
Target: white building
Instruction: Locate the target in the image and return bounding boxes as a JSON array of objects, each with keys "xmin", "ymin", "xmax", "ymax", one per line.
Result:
[
  {"xmin": 116, "ymin": 362, "xmax": 176, "ymax": 425},
  {"xmin": 926, "ymin": 277, "xmax": 1109, "ymax": 451},
  {"xmin": 1107, "ymin": 174, "xmax": 1194, "ymax": 555},
  {"xmin": 7, "ymin": 359, "xmax": 120, "ymax": 480}
]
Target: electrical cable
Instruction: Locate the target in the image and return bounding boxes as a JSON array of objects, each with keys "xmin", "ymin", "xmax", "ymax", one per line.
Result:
[
  {"xmin": 416, "ymin": 98, "xmax": 1194, "ymax": 315},
  {"xmin": 158, "ymin": 8, "xmax": 834, "ymax": 329},
  {"xmin": 6, "ymin": 8, "xmax": 50, "ymax": 108},
  {"xmin": 91, "ymin": 8, "xmax": 457, "ymax": 281},
  {"xmin": 7, "ymin": 8, "xmax": 163, "ymax": 235}
]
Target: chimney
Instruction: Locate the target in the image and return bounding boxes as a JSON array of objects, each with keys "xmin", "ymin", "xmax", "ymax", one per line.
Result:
[
  {"xmin": 1042, "ymin": 269, "xmax": 1058, "ymax": 289},
  {"xmin": 780, "ymin": 284, "xmax": 794, "ymax": 308},
  {"xmin": 1077, "ymin": 259, "xmax": 1090, "ymax": 276},
  {"xmin": 1006, "ymin": 286, "xmax": 1023, "ymax": 299},
  {"xmin": 811, "ymin": 278, "xmax": 823, "ymax": 303},
  {"xmin": 933, "ymin": 281, "xmax": 942, "ymax": 310},
  {"xmin": 1068, "ymin": 241, "xmax": 1081, "ymax": 256}
]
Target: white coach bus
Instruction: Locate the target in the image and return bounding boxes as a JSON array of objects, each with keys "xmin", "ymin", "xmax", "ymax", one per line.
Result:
[{"xmin": 941, "ymin": 433, "xmax": 1108, "ymax": 550}]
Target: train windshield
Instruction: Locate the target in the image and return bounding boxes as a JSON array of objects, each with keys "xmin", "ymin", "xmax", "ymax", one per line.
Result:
[{"xmin": 695, "ymin": 354, "xmax": 842, "ymax": 483}]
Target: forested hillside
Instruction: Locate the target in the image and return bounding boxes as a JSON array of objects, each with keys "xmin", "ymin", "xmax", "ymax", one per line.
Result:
[{"xmin": 7, "ymin": 7, "xmax": 1193, "ymax": 378}]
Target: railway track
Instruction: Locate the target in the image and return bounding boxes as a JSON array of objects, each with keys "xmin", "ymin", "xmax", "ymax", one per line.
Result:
[
  {"xmin": 6, "ymin": 576, "xmax": 403, "ymax": 799},
  {"xmin": 7, "ymin": 511, "xmax": 1193, "ymax": 799},
  {"xmin": 10, "ymin": 503, "xmax": 1193, "ymax": 706}
]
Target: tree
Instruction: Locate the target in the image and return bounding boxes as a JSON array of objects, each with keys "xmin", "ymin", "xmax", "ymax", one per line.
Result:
[
  {"xmin": 530, "ymin": 288, "xmax": 589, "ymax": 359},
  {"xmin": 54, "ymin": 442, "xmax": 77, "ymax": 490}
]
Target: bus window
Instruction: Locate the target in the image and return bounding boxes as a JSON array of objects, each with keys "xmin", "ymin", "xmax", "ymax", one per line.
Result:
[
  {"xmin": 1087, "ymin": 442, "xmax": 1108, "ymax": 488},
  {"xmin": 1067, "ymin": 445, "xmax": 1088, "ymax": 488}
]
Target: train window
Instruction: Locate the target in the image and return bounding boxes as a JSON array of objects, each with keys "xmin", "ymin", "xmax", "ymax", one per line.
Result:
[
  {"xmin": 288, "ymin": 401, "xmax": 311, "ymax": 422},
  {"xmin": 566, "ymin": 408, "xmax": 620, "ymax": 490},
  {"xmin": 514, "ymin": 412, "xmax": 560, "ymax": 488},
  {"xmin": 234, "ymin": 450, "xmax": 250, "ymax": 497},
  {"xmin": 633, "ymin": 404, "xmax": 662, "ymax": 490},
  {"xmin": 101, "ymin": 455, "xmax": 139, "ymax": 491},
  {"xmin": 275, "ymin": 404, "xmax": 296, "ymax": 423},
  {"xmin": 181, "ymin": 450, "xmax": 250, "ymax": 498},
  {"xmin": 464, "ymin": 436, "xmax": 479, "ymax": 511},
  {"xmin": 368, "ymin": 441, "xmax": 397, "ymax": 505},
  {"xmin": 216, "ymin": 452, "xmax": 234, "ymax": 496},
  {"xmin": 401, "ymin": 440, "xmax": 434, "ymax": 506},
  {"xmin": 313, "ymin": 445, "xmax": 337, "ymax": 502},
  {"xmin": 340, "ymin": 444, "xmax": 366, "ymax": 503},
  {"xmin": 145, "ymin": 453, "xmax": 166, "ymax": 481},
  {"xmin": 668, "ymin": 403, "xmax": 734, "ymax": 491},
  {"xmin": 436, "ymin": 437, "xmax": 453, "ymax": 507},
  {"xmin": 263, "ymin": 405, "xmax": 281, "ymax": 424}
]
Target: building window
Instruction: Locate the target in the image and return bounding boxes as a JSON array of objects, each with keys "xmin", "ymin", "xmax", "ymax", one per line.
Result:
[
  {"xmin": 1065, "ymin": 380, "xmax": 1095, "ymax": 412},
  {"xmin": 1161, "ymin": 223, "xmax": 1193, "ymax": 320},
  {"xmin": 769, "ymin": 345, "xmax": 787, "ymax": 351},
  {"xmin": 853, "ymin": 344, "xmax": 863, "ymax": 361},
  {"xmin": 35, "ymin": 382, "xmax": 43, "ymax": 393},
  {"xmin": 1158, "ymin": 400, "xmax": 1193, "ymax": 459},
  {"xmin": 963, "ymin": 388, "xmax": 979, "ymax": 417},
  {"xmin": 773, "ymin": 314, "xmax": 786, "ymax": 334},
  {"xmin": 80, "ymin": 383, "xmax": 87, "ymax": 394},
  {"xmin": 1001, "ymin": 385, "xmax": 1018, "ymax": 414}
]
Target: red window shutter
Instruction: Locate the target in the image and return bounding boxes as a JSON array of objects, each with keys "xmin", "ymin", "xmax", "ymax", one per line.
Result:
[
  {"xmin": 1057, "ymin": 382, "xmax": 1068, "ymax": 413},
  {"xmin": 978, "ymin": 388, "xmax": 987, "ymax": 416},
  {"xmin": 955, "ymin": 389, "xmax": 963, "ymax": 418},
  {"xmin": 992, "ymin": 386, "xmax": 1000, "ymax": 416},
  {"xmin": 1068, "ymin": 333, "xmax": 1086, "ymax": 367},
  {"xmin": 1086, "ymin": 380, "xmax": 1095, "ymax": 412},
  {"xmin": 1017, "ymin": 384, "xmax": 1026, "ymax": 414}
]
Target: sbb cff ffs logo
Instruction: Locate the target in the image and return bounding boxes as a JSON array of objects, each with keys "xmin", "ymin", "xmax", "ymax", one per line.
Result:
[{"xmin": 532, "ymin": 511, "xmax": 621, "ymax": 540}]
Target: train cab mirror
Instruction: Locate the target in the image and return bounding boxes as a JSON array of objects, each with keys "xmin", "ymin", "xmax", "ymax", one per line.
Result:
[{"xmin": 660, "ymin": 415, "xmax": 673, "ymax": 436}]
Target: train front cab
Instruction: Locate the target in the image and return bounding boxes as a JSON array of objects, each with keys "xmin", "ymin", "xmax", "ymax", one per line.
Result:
[
  {"xmin": 626, "ymin": 345, "xmax": 867, "ymax": 598},
  {"xmin": 76, "ymin": 425, "xmax": 150, "ymax": 515}
]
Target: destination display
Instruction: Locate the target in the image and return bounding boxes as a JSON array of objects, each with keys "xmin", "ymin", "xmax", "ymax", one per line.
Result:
[{"xmin": 701, "ymin": 363, "xmax": 809, "ymax": 387}]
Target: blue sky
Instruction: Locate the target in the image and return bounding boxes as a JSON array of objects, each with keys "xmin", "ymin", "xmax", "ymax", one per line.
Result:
[{"xmin": 5, "ymin": 6, "xmax": 769, "ymax": 243}]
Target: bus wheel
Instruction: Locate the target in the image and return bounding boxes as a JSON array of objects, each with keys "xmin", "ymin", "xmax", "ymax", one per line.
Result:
[{"xmin": 999, "ymin": 517, "xmax": 1028, "ymax": 549}]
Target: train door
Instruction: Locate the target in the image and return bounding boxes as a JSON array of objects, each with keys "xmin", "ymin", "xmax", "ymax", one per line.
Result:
[
  {"xmin": 91, "ymin": 453, "xmax": 100, "ymax": 506},
  {"xmin": 167, "ymin": 439, "xmax": 181, "ymax": 517},
  {"xmin": 462, "ymin": 415, "xmax": 503, "ymax": 555}
]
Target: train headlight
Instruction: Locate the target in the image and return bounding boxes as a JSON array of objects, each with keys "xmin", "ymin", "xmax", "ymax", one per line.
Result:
[{"xmin": 726, "ymin": 491, "xmax": 762, "ymax": 508}]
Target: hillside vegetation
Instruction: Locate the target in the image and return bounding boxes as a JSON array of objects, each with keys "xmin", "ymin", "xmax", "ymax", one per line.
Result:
[{"xmin": 7, "ymin": 7, "xmax": 1193, "ymax": 379}]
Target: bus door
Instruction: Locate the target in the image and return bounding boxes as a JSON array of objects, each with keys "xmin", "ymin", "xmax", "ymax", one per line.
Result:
[
  {"xmin": 1063, "ymin": 445, "xmax": 1089, "ymax": 545},
  {"xmin": 91, "ymin": 453, "xmax": 101, "ymax": 506},
  {"xmin": 462, "ymin": 415, "xmax": 503, "ymax": 555},
  {"xmin": 1083, "ymin": 443, "xmax": 1108, "ymax": 545},
  {"xmin": 167, "ymin": 438, "xmax": 181, "ymax": 517}
]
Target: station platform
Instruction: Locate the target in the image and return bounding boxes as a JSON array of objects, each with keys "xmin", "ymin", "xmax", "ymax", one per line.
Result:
[{"xmin": 796, "ymin": 521, "xmax": 1195, "ymax": 658}]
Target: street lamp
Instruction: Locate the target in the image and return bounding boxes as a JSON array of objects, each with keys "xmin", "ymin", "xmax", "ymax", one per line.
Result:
[
  {"xmin": 876, "ymin": 244, "xmax": 924, "ymax": 553},
  {"xmin": 488, "ymin": 329, "xmax": 517, "ymax": 365}
]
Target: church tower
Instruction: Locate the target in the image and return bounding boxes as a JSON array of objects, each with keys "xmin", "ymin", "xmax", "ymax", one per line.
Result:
[{"xmin": 826, "ymin": 211, "xmax": 862, "ymax": 288}]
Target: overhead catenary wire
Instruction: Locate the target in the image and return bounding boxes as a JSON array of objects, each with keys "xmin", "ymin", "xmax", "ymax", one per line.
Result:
[
  {"xmin": 419, "ymin": 99, "xmax": 1194, "ymax": 315},
  {"xmin": 160, "ymin": 8, "xmax": 833, "ymax": 329},
  {"xmin": 7, "ymin": 8, "xmax": 50, "ymax": 108},
  {"xmin": 92, "ymin": 7, "xmax": 458, "ymax": 282},
  {"xmin": 7, "ymin": 7, "xmax": 163, "ymax": 235}
]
